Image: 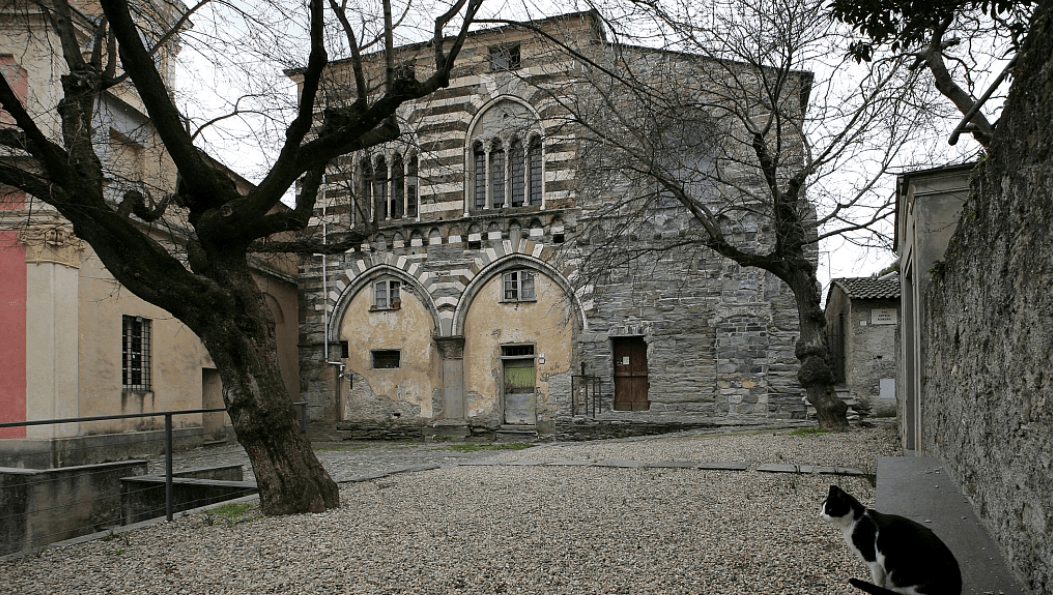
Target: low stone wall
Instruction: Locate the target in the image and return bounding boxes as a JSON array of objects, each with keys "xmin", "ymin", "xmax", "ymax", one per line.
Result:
[
  {"xmin": 336, "ymin": 420, "xmax": 428, "ymax": 441},
  {"xmin": 0, "ymin": 460, "xmax": 148, "ymax": 556}
]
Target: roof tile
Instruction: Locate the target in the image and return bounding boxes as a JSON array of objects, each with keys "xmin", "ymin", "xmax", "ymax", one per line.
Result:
[{"xmin": 832, "ymin": 276, "xmax": 900, "ymax": 300}]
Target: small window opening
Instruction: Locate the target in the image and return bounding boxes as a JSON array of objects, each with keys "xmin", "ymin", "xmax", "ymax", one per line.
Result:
[
  {"xmin": 372, "ymin": 350, "xmax": 401, "ymax": 369},
  {"xmin": 340, "ymin": 341, "xmax": 350, "ymax": 359},
  {"xmin": 502, "ymin": 344, "xmax": 535, "ymax": 357},
  {"xmin": 503, "ymin": 270, "xmax": 536, "ymax": 302},
  {"xmin": 395, "ymin": 62, "xmax": 415, "ymax": 81},
  {"xmin": 489, "ymin": 44, "xmax": 521, "ymax": 71}
]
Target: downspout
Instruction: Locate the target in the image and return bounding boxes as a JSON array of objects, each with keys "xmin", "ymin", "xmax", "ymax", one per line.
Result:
[{"xmin": 318, "ymin": 176, "xmax": 345, "ymax": 419}]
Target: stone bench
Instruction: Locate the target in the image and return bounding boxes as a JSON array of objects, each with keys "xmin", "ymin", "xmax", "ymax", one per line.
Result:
[{"xmin": 874, "ymin": 456, "xmax": 1025, "ymax": 595}]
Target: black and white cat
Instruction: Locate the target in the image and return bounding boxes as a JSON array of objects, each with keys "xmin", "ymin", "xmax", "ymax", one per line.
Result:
[{"xmin": 820, "ymin": 485, "xmax": 962, "ymax": 595}]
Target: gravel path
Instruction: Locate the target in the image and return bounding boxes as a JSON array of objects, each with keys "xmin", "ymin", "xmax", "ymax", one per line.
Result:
[{"xmin": 1, "ymin": 426, "xmax": 899, "ymax": 595}]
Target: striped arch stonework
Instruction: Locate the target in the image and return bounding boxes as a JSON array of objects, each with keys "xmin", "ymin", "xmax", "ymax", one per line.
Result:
[{"xmin": 325, "ymin": 236, "xmax": 588, "ymax": 340}]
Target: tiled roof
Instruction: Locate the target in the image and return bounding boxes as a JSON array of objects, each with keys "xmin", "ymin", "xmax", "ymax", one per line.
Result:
[{"xmin": 832, "ymin": 276, "xmax": 900, "ymax": 300}]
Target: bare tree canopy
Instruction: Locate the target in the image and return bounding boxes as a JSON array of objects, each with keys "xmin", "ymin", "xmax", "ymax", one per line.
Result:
[
  {"xmin": 0, "ymin": 0, "xmax": 483, "ymax": 514},
  {"xmin": 489, "ymin": 0, "xmax": 951, "ymax": 427}
]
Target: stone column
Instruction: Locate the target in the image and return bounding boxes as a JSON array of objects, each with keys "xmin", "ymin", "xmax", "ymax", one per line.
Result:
[
  {"xmin": 435, "ymin": 336, "xmax": 465, "ymax": 419},
  {"xmin": 20, "ymin": 225, "xmax": 84, "ymax": 439}
]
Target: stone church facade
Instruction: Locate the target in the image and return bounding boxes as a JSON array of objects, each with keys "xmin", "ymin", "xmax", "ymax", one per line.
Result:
[{"xmin": 296, "ymin": 12, "xmax": 807, "ymax": 439}]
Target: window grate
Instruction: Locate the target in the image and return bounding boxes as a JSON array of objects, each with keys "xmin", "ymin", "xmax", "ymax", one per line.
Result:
[
  {"xmin": 502, "ymin": 345, "xmax": 534, "ymax": 357},
  {"xmin": 122, "ymin": 315, "xmax": 151, "ymax": 391},
  {"xmin": 372, "ymin": 350, "xmax": 401, "ymax": 369}
]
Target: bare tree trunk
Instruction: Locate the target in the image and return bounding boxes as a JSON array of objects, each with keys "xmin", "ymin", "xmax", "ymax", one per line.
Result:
[
  {"xmin": 203, "ymin": 319, "xmax": 338, "ymax": 514},
  {"xmin": 786, "ymin": 267, "xmax": 849, "ymax": 429}
]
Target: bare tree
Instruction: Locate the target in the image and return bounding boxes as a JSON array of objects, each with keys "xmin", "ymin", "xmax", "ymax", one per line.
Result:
[
  {"xmin": 498, "ymin": 0, "xmax": 943, "ymax": 427},
  {"xmin": 0, "ymin": 0, "xmax": 483, "ymax": 514}
]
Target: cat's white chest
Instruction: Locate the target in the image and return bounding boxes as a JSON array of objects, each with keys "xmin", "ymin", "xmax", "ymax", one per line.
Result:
[{"xmin": 841, "ymin": 519, "xmax": 859, "ymax": 552}]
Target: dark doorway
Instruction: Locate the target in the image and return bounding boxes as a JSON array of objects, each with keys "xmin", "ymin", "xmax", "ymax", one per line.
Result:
[{"xmin": 613, "ymin": 337, "xmax": 649, "ymax": 411}]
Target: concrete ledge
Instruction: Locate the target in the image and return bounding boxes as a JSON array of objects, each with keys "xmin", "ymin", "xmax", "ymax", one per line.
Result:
[
  {"xmin": 697, "ymin": 462, "xmax": 750, "ymax": 471},
  {"xmin": 875, "ymin": 457, "xmax": 1025, "ymax": 595},
  {"xmin": 756, "ymin": 463, "xmax": 814, "ymax": 473},
  {"xmin": 816, "ymin": 466, "xmax": 866, "ymax": 476}
]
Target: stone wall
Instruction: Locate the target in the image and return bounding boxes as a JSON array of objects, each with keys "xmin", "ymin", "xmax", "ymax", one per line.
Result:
[
  {"xmin": 922, "ymin": 4, "xmax": 1053, "ymax": 592},
  {"xmin": 0, "ymin": 460, "xmax": 147, "ymax": 556},
  {"xmin": 825, "ymin": 288, "xmax": 898, "ymax": 417}
]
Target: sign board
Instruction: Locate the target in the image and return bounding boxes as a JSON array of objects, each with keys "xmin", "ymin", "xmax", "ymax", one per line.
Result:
[{"xmin": 872, "ymin": 308, "xmax": 898, "ymax": 325}]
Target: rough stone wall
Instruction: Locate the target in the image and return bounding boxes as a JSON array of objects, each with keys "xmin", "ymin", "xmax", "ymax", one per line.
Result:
[
  {"xmin": 846, "ymin": 299, "xmax": 897, "ymax": 416},
  {"xmin": 825, "ymin": 290, "xmax": 898, "ymax": 416},
  {"xmin": 923, "ymin": 3, "xmax": 1053, "ymax": 592},
  {"xmin": 565, "ymin": 234, "xmax": 804, "ymax": 417}
]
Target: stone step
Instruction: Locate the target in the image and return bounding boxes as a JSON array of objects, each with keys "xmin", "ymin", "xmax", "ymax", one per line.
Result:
[{"xmin": 494, "ymin": 425, "xmax": 538, "ymax": 442}]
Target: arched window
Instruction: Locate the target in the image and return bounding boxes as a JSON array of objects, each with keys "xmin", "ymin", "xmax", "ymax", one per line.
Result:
[
  {"xmin": 407, "ymin": 155, "xmax": 419, "ymax": 218},
  {"xmin": 473, "ymin": 142, "xmax": 486, "ymax": 210},
  {"xmin": 509, "ymin": 139, "xmax": 525, "ymax": 207},
  {"xmin": 358, "ymin": 158, "xmax": 373, "ymax": 225},
  {"xmin": 490, "ymin": 140, "xmax": 505, "ymax": 209},
  {"xmin": 528, "ymin": 136, "xmax": 542, "ymax": 206},
  {"xmin": 374, "ymin": 156, "xmax": 388, "ymax": 220},
  {"xmin": 466, "ymin": 99, "xmax": 543, "ymax": 213},
  {"xmin": 391, "ymin": 154, "xmax": 405, "ymax": 219}
]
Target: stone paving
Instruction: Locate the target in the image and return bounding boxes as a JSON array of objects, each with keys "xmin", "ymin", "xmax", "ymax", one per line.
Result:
[{"xmin": 150, "ymin": 421, "xmax": 872, "ymax": 486}]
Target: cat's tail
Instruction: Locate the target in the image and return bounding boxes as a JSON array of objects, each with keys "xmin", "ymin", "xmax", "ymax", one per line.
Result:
[{"xmin": 849, "ymin": 578, "xmax": 903, "ymax": 595}]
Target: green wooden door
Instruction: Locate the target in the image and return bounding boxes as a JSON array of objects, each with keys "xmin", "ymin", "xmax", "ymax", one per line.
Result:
[{"xmin": 503, "ymin": 359, "xmax": 536, "ymax": 424}]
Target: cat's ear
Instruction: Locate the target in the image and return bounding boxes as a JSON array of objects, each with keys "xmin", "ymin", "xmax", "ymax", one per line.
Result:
[{"xmin": 828, "ymin": 485, "xmax": 841, "ymax": 497}]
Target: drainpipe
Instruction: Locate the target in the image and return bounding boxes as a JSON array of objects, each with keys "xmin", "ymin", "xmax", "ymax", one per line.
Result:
[{"xmin": 317, "ymin": 176, "xmax": 345, "ymax": 419}]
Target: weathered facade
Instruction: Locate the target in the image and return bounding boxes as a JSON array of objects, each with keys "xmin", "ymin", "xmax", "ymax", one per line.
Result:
[
  {"xmin": 297, "ymin": 12, "xmax": 807, "ymax": 440},
  {"xmin": 824, "ymin": 276, "xmax": 899, "ymax": 417},
  {"xmin": 0, "ymin": 0, "xmax": 301, "ymax": 466}
]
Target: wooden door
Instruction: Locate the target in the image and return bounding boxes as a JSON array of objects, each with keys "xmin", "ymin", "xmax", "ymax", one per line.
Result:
[
  {"xmin": 613, "ymin": 337, "xmax": 649, "ymax": 411},
  {"xmin": 503, "ymin": 358, "xmax": 537, "ymax": 424}
]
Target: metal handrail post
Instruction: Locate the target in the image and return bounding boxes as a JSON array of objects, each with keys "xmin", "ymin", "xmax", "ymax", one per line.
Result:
[{"xmin": 165, "ymin": 414, "xmax": 174, "ymax": 522}]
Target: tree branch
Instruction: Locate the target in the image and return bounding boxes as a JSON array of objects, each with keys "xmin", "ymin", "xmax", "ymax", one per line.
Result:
[{"xmin": 99, "ymin": 0, "xmax": 211, "ymax": 191}]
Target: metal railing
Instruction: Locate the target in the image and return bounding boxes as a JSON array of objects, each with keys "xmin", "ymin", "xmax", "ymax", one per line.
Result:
[
  {"xmin": 0, "ymin": 403, "xmax": 307, "ymax": 556},
  {"xmin": 571, "ymin": 369, "xmax": 604, "ymax": 417}
]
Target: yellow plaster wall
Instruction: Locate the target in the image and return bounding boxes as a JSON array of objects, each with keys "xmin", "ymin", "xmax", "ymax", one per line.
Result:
[
  {"xmin": 77, "ymin": 250, "xmax": 212, "ymax": 434},
  {"xmin": 255, "ymin": 272, "xmax": 300, "ymax": 401},
  {"xmin": 462, "ymin": 271, "xmax": 574, "ymax": 419},
  {"xmin": 339, "ymin": 284, "xmax": 440, "ymax": 419}
]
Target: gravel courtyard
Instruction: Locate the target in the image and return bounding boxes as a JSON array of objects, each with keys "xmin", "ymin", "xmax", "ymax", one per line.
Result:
[{"xmin": 1, "ymin": 426, "xmax": 900, "ymax": 595}]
